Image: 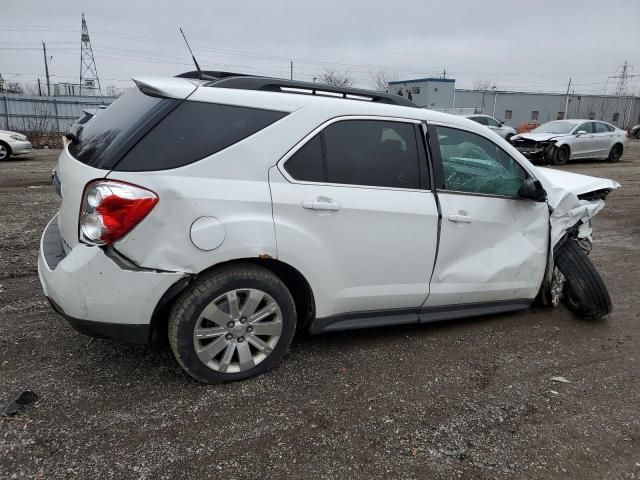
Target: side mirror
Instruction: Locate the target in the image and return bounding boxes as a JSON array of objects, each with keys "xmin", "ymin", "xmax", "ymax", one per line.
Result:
[
  {"xmin": 517, "ymin": 178, "xmax": 547, "ymax": 202},
  {"xmin": 576, "ymin": 130, "xmax": 587, "ymax": 136}
]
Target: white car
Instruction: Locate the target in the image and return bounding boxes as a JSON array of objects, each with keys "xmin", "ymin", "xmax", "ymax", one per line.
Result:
[
  {"xmin": 39, "ymin": 75, "xmax": 619, "ymax": 383},
  {"xmin": 0, "ymin": 130, "xmax": 32, "ymax": 160},
  {"xmin": 464, "ymin": 114, "xmax": 517, "ymax": 141},
  {"xmin": 511, "ymin": 120, "xmax": 628, "ymax": 165}
]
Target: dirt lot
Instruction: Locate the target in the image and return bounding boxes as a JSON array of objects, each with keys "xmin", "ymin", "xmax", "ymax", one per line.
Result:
[{"xmin": 1, "ymin": 143, "xmax": 639, "ymax": 480}]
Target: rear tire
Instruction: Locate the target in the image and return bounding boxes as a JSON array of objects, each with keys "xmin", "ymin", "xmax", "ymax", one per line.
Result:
[
  {"xmin": 551, "ymin": 145, "xmax": 569, "ymax": 165},
  {"xmin": 168, "ymin": 264, "xmax": 297, "ymax": 384},
  {"xmin": 607, "ymin": 144, "xmax": 623, "ymax": 162},
  {"xmin": 0, "ymin": 142, "xmax": 11, "ymax": 161},
  {"xmin": 635, "ymin": 130, "xmax": 640, "ymax": 140},
  {"xmin": 555, "ymin": 239, "xmax": 612, "ymax": 320}
]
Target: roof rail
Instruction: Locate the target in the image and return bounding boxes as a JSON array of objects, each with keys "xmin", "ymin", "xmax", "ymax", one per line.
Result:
[
  {"xmin": 205, "ymin": 76, "xmax": 417, "ymax": 108},
  {"xmin": 175, "ymin": 70, "xmax": 257, "ymax": 80}
]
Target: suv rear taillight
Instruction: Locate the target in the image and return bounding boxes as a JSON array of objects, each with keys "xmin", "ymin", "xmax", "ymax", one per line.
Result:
[{"xmin": 79, "ymin": 180, "xmax": 158, "ymax": 246}]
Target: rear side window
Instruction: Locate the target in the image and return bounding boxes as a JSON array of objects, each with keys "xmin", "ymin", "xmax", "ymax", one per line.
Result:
[
  {"xmin": 595, "ymin": 122, "xmax": 612, "ymax": 133},
  {"xmin": 284, "ymin": 120, "xmax": 423, "ymax": 190},
  {"xmin": 470, "ymin": 116, "xmax": 488, "ymax": 126},
  {"xmin": 324, "ymin": 120, "xmax": 420, "ymax": 189},
  {"xmin": 118, "ymin": 102, "xmax": 288, "ymax": 171},
  {"xmin": 69, "ymin": 88, "xmax": 175, "ymax": 169}
]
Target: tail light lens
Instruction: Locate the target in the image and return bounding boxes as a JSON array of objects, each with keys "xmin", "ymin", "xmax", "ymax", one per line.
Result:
[{"xmin": 80, "ymin": 180, "xmax": 158, "ymax": 246}]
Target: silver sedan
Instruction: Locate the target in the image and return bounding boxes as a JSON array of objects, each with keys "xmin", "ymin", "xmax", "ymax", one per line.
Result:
[{"xmin": 510, "ymin": 120, "xmax": 629, "ymax": 165}]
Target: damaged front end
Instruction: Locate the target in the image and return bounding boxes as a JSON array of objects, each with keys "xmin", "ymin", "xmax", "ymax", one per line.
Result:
[
  {"xmin": 510, "ymin": 136, "xmax": 558, "ymax": 162},
  {"xmin": 534, "ymin": 167, "xmax": 620, "ymax": 317}
]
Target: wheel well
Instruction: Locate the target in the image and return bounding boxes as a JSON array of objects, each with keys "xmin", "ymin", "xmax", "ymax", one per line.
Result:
[
  {"xmin": 149, "ymin": 258, "xmax": 316, "ymax": 343},
  {"xmin": 0, "ymin": 141, "xmax": 11, "ymax": 155},
  {"xmin": 613, "ymin": 142, "xmax": 623, "ymax": 151}
]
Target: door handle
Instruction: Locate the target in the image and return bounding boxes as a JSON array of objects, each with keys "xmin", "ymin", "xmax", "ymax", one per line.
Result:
[
  {"xmin": 302, "ymin": 198, "xmax": 341, "ymax": 211},
  {"xmin": 448, "ymin": 214, "xmax": 473, "ymax": 223}
]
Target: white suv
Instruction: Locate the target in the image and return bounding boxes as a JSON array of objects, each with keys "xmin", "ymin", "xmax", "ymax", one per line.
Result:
[{"xmin": 39, "ymin": 75, "xmax": 619, "ymax": 383}]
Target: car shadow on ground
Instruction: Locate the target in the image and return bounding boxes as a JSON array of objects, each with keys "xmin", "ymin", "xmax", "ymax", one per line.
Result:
[{"xmin": 73, "ymin": 304, "xmax": 590, "ymax": 386}]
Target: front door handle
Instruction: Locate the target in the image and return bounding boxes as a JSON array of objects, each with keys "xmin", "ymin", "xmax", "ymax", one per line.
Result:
[
  {"xmin": 302, "ymin": 198, "xmax": 341, "ymax": 211},
  {"xmin": 448, "ymin": 214, "xmax": 473, "ymax": 223}
]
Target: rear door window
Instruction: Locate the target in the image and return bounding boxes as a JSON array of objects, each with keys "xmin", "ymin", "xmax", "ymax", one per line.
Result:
[
  {"xmin": 283, "ymin": 119, "xmax": 424, "ymax": 190},
  {"xmin": 323, "ymin": 120, "xmax": 420, "ymax": 189}
]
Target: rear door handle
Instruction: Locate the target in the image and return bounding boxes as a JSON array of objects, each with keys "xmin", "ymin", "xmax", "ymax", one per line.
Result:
[
  {"xmin": 448, "ymin": 214, "xmax": 473, "ymax": 223},
  {"xmin": 302, "ymin": 198, "xmax": 341, "ymax": 211}
]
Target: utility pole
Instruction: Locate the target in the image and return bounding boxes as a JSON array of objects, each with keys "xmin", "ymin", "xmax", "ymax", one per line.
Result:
[
  {"xmin": 563, "ymin": 77, "xmax": 571, "ymax": 119},
  {"xmin": 492, "ymin": 86, "xmax": 498, "ymax": 117},
  {"xmin": 290, "ymin": 60, "xmax": 293, "ymax": 80},
  {"xmin": 37, "ymin": 78, "xmax": 42, "ymax": 96},
  {"xmin": 79, "ymin": 13, "xmax": 101, "ymax": 96},
  {"xmin": 42, "ymin": 41, "xmax": 51, "ymax": 96}
]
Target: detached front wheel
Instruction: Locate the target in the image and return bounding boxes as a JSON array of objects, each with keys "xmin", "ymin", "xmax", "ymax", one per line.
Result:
[
  {"xmin": 554, "ymin": 239, "xmax": 612, "ymax": 320},
  {"xmin": 168, "ymin": 264, "xmax": 296, "ymax": 383}
]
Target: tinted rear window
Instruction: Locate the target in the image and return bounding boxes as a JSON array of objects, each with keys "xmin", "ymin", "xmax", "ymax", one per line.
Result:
[
  {"xmin": 69, "ymin": 88, "xmax": 177, "ymax": 169},
  {"xmin": 117, "ymin": 102, "xmax": 287, "ymax": 171}
]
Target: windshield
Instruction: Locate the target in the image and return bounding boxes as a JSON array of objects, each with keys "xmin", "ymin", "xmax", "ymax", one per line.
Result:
[{"xmin": 531, "ymin": 121, "xmax": 577, "ymax": 134}]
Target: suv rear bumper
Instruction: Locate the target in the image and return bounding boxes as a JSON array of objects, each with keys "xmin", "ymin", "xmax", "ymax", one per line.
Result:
[{"xmin": 38, "ymin": 215, "xmax": 186, "ymax": 344}]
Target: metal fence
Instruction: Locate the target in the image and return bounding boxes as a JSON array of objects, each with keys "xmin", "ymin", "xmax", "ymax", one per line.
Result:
[{"xmin": 0, "ymin": 94, "xmax": 118, "ymax": 134}]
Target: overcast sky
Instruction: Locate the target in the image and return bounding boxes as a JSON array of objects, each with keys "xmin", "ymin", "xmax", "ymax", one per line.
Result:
[{"xmin": 2, "ymin": 0, "xmax": 639, "ymax": 95}]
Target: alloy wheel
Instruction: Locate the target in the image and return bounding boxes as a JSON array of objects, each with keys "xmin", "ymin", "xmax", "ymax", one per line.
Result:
[
  {"xmin": 193, "ymin": 288, "xmax": 283, "ymax": 373},
  {"xmin": 0, "ymin": 145, "xmax": 7, "ymax": 160}
]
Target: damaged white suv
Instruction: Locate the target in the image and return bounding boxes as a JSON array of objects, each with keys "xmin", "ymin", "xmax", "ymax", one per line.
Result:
[{"xmin": 39, "ymin": 74, "xmax": 619, "ymax": 383}]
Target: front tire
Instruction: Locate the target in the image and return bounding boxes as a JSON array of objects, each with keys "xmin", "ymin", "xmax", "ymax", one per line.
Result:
[
  {"xmin": 168, "ymin": 264, "xmax": 297, "ymax": 383},
  {"xmin": 551, "ymin": 145, "xmax": 570, "ymax": 165},
  {"xmin": 607, "ymin": 144, "xmax": 623, "ymax": 162},
  {"xmin": 0, "ymin": 142, "xmax": 11, "ymax": 161},
  {"xmin": 555, "ymin": 239, "xmax": 612, "ymax": 320}
]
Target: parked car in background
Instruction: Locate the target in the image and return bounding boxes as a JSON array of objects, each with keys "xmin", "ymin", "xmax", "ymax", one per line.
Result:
[
  {"xmin": 630, "ymin": 124, "xmax": 640, "ymax": 139},
  {"xmin": 0, "ymin": 130, "xmax": 32, "ymax": 160},
  {"xmin": 464, "ymin": 114, "xmax": 516, "ymax": 141},
  {"xmin": 510, "ymin": 119, "xmax": 628, "ymax": 165},
  {"xmin": 40, "ymin": 75, "xmax": 618, "ymax": 383}
]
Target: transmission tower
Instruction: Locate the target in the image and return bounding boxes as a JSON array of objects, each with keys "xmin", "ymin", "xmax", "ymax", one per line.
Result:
[
  {"xmin": 79, "ymin": 13, "xmax": 101, "ymax": 96},
  {"xmin": 608, "ymin": 62, "xmax": 640, "ymax": 128}
]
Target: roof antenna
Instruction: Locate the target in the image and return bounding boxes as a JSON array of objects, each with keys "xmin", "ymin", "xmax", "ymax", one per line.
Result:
[{"xmin": 179, "ymin": 27, "xmax": 205, "ymax": 80}]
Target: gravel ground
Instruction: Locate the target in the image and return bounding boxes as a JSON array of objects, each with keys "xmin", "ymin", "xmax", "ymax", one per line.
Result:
[{"xmin": 1, "ymin": 143, "xmax": 639, "ymax": 479}]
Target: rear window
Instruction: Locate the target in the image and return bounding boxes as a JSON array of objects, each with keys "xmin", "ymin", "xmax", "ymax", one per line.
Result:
[
  {"xmin": 69, "ymin": 88, "xmax": 177, "ymax": 169},
  {"xmin": 117, "ymin": 102, "xmax": 287, "ymax": 171}
]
